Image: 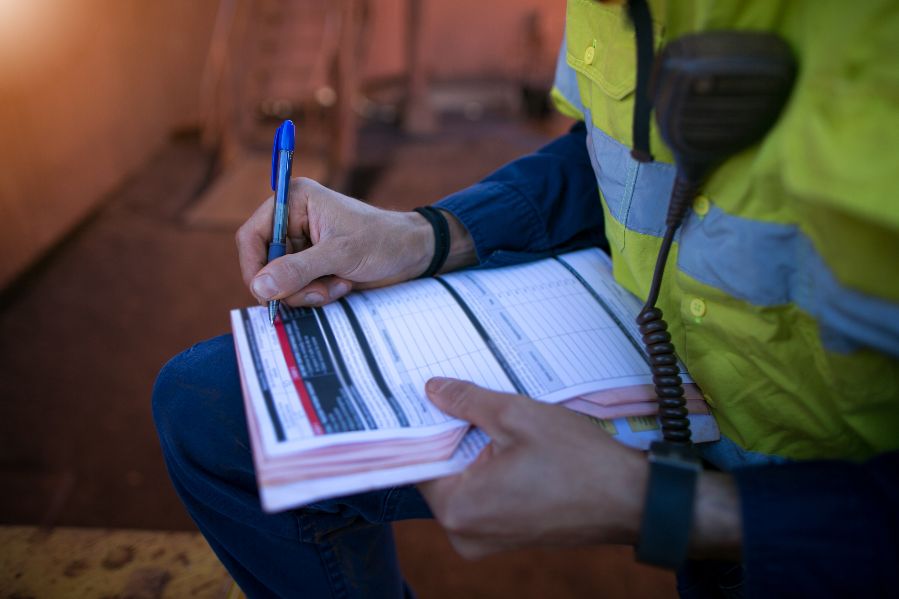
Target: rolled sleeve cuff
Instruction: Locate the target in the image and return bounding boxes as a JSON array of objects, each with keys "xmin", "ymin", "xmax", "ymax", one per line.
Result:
[{"xmin": 435, "ymin": 181, "xmax": 549, "ymax": 266}]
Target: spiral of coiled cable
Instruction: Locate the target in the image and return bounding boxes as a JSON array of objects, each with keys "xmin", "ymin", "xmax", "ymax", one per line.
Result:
[
  {"xmin": 637, "ymin": 177, "xmax": 700, "ymax": 446},
  {"xmin": 638, "ymin": 305, "xmax": 690, "ymax": 444}
]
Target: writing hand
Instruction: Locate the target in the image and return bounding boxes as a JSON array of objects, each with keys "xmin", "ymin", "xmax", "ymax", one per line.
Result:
[{"xmin": 236, "ymin": 178, "xmax": 435, "ymax": 307}]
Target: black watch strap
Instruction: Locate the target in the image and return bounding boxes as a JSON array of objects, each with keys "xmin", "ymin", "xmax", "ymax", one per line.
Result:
[
  {"xmin": 635, "ymin": 441, "xmax": 701, "ymax": 569},
  {"xmin": 413, "ymin": 206, "xmax": 450, "ymax": 278}
]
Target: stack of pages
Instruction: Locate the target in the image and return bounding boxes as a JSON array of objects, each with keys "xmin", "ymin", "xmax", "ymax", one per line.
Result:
[{"xmin": 231, "ymin": 248, "xmax": 719, "ymax": 512}]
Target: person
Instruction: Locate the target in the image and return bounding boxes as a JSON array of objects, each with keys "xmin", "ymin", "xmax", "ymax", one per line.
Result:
[{"xmin": 153, "ymin": 1, "xmax": 899, "ymax": 597}]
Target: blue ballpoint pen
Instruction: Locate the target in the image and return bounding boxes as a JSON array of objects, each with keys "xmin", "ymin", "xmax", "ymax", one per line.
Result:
[{"xmin": 267, "ymin": 120, "xmax": 296, "ymax": 324}]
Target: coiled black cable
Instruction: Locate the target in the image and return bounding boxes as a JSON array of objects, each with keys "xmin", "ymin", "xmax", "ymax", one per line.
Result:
[{"xmin": 637, "ymin": 177, "xmax": 700, "ymax": 446}]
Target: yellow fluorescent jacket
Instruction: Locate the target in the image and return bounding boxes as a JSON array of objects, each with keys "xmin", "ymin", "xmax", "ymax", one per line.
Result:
[{"xmin": 552, "ymin": 0, "xmax": 899, "ymax": 460}]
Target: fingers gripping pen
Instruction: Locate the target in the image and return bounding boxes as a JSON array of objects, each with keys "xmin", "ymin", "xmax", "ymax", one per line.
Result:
[{"xmin": 268, "ymin": 120, "xmax": 296, "ymax": 324}]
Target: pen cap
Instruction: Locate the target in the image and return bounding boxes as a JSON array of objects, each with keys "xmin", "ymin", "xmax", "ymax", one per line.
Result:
[
  {"xmin": 276, "ymin": 120, "xmax": 295, "ymax": 151},
  {"xmin": 271, "ymin": 120, "xmax": 296, "ymax": 190}
]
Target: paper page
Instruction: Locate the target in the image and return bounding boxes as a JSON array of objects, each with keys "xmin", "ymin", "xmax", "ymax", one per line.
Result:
[
  {"xmin": 439, "ymin": 250, "xmax": 670, "ymax": 403},
  {"xmin": 258, "ymin": 412, "xmax": 720, "ymax": 512},
  {"xmin": 232, "ymin": 248, "xmax": 695, "ymax": 459},
  {"xmin": 554, "ymin": 251, "xmax": 692, "ymax": 383},
  {"xmin": 259, "ymin": 428, "xmax": 489, "ymax": 512},
  {"xmin": 232, "ymin": 290, "xmax": 507, "ymax": 457}
]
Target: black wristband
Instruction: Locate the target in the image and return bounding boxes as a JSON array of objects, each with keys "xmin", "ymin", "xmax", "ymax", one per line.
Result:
[
  {"xmin": 635, "ymin": 441, "xmax": 701, "ymax": 569},
  {"xmin": 413, "ymin": 206, "xmax": 451, "ymax": 278}
]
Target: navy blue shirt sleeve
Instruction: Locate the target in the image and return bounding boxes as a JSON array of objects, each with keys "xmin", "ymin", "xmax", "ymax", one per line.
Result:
[
  {"xmin": 734, "ymin": 450, "xmax": 899, "ymax": 597},
  {"xmin": 435, "ymin": 121, "xmax": 607, "ymax": 268}
]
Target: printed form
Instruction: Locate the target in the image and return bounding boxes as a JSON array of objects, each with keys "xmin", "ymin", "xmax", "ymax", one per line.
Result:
[
  {"xmin": 233, "ymin": 248, "xmax": 688, "ymax": 454},
  {"xmin": 231, "ymin": 248, "xmax": 708, "ymax": 510}
]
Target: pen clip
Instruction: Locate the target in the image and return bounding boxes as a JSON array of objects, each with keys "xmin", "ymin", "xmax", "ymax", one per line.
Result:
[{"xmin": 270, "ymin": 120, "xmax": 296, "ymax": 190}]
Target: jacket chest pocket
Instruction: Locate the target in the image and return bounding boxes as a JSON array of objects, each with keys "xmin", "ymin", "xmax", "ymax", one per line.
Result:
[
  {"xmin": 566, "ymin": 0, "xmax": 673, "ymax": 252},
  {"xmin": 565, "ymin": 0, "xmax": 664, "ymax": 145}
]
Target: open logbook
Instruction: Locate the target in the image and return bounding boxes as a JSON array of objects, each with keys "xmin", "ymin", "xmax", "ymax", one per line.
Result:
[{"xmin": 231, "ymin": 248, "xmax": 719, "ymax": 512}]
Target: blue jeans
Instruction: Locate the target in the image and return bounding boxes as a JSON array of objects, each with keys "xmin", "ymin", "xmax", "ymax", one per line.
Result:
[{"xmin": 152, "ymin": 335, "xmax": 431, "ymax": 599}]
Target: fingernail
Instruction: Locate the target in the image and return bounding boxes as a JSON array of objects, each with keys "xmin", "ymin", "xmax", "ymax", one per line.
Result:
[
  {"xmin": 330, "ymin": 281, "xmax": 350, "ymax": 297},
  {"xmin": 252, "ymin": 275, "xmax": 279, "ymax": 300},
  {"xmin": 426, "ymin": 377, "xmax": 453, "ymax": 394},
  {"xmin": 304, "ymin": 292, "xmax": 324, "ymax": 304}
]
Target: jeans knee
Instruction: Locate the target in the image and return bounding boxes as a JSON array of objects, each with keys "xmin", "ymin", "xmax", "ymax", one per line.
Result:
[
  {"xmin": 153, "ymin": 346, "xmax": 201, "ymax": 461},
  {"xmin": 152, "ymin": 335, "xmax": 245, "ymax": 468}
]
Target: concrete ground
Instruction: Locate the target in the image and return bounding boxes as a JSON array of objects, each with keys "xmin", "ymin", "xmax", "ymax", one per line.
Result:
[
  {"xmin": 1, "ymin": 526, "xmax": 233, "ymax": 598},
  {"xmin": 0, "ymin": 114, "xmax": 675, "ymax": 598}
]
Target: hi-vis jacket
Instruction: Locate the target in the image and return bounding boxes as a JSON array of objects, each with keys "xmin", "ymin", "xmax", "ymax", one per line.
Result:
[{"xmin": 439, "ymin": 0, "xmax": 899, "ymax": 461}]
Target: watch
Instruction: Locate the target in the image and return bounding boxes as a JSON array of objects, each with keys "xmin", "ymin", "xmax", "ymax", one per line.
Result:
[{"xmin": 635, "ymin": 441, "xmax": 702, "ymax": 569}]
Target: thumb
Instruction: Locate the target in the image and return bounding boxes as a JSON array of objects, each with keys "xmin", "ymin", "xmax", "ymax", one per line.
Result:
[
  {"xmin": 251, "ymin": 241, "xmax": 346, "ymax": 302},
  {"xmin": 426, "ymin": 377, "xmax": 530, "ymax": 444}
]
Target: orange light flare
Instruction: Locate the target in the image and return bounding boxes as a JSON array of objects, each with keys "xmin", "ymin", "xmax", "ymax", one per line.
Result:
[{"xmin": 0, "ymin": 0, "xmax": 74, "ymax": 80}]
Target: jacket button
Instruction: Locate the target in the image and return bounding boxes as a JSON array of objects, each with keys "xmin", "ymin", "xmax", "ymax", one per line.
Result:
[
  {"xmin": 693, "ymin": 194, "xmax": 710, "ymax": 216},
  {"xmin": 690, "ymin": 298, "xmax": 707, "ymax": 318},
  {"xmin": 584, "ymin": 45, "xmax": 595, "ymax": 65}
]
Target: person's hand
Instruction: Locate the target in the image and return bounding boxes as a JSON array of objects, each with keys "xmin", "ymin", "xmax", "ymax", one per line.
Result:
[
  {"xmin": 418, "ymin": 377, "xmax": 649, "ymax": 559},
  {"xmin": 419, "ymin": 378, "xmax": 744, "ymax": 561},
  {"xmin": 236, "ymin": 178, "xmax": 434, "ymax": 306}
]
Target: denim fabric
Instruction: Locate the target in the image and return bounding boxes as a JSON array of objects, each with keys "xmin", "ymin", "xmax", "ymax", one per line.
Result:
[
  {"xmin": 435, "ymin": 121, "xmax": 608, "ymax": 267},
  {"xmin": 153, "ymin": 334, "xmax": 431, "ymax": 599}
]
